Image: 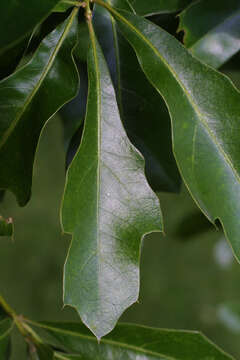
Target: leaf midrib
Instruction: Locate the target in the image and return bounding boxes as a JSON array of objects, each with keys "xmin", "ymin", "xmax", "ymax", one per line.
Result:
[
  {"xmin": 30, "ymin": 322, "xmax": 177, "ymax": 360},
  {"xmin": 88, "ymin": 21, "xmax": 102, "ymax": 312},
  {"xmin": 0, "ymin": 7, "xmax": 78, "ymax": 150},
  {"xmin": 98, "ymin": 2, "xmax": 240, "ymax": 187}
]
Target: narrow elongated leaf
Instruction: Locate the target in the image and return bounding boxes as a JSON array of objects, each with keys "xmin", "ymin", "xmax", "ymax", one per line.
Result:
[
  {"xmin": 93, "ymin": 4, "xmax": 181, "ymax": 192},
  {"xmin": 0, "ymin": 9, "xmax": 79, "ymax": 205},
  {"xmin": 0, "ymin": 318, "xmax": 13, "ymax": 359},
  {"xmin": 178, "ymin": 0, "xmax": 240, "ymax": 68},
  {"xmin": 97, "ymin": 3, "xmax": 240, "ymax": 262},
  {"xmin": 32, "ymin": 321, "xmax": 234, "ymax": 360},
  {"xmin": 0, "ymin": 0, "xmax": 62, "ymax": 55},
  {"xmin": 107, "ymin": 0, "xmax": 191, "ymax": 16},
  {"xmin": 61, "ymin": 62, "xmax": 88, "ymax": 168},
  {"xmin": 0, "ymin": 216, "xmax": 13, "ymax": 237},
  {"xmin": 62, "ymin": 22, "xmax": 162, "ymax": 339}
]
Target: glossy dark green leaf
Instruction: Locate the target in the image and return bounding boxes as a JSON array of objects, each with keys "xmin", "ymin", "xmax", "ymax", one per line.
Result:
[
  {"xmin": 61, "ymin": 62, "xmax": 88, "ymax": 168},
  {"xmin": 0, "ymin": 0, "xmax": 62, "ymax": 55},
  {"xmin": 106, "ymin": 0, "xmax": 191, "ymax": 16},
  {"xmin": 99, "ymin": 4, "xmax": 240, "ymax": 262},
  {"xmin": 0, "ymin": 216, "xmax": 13, "ymax": 237},
  {"xmin": 0, "ymin": 9, "xmax": 79, "ymax": 206},
  {"xmin": 0, "ymin": 39, "xmax": 28, "ymax": 80},
  {"xmin": 62, "ymin": 23, "xmax": 162, "ymax": 339},
  {"xmin": 32, "ymin": 321, "xmax": 234, "ymax": 360},
  {"xmin": 54, "ymin": 1, "xmax": 77, "ymax": 12},
  {"xmin": 60, "ymin": 19, "xmax": 89, "ymax": 169},
  {"xmin": 0, "ymin": 318, "xmax": 13, "ymax": 359},
  {"xmin": 178, "ymin": 0, "xmax": 240, "ymax": 68},
  {"xmin": 93, "ymin": 5, "xmax": 181, "ymax": 193}
]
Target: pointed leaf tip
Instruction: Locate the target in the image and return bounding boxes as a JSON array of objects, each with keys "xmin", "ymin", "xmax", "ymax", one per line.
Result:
[
  {"xmin": 62, "ymin": 23, "xmax": 162, "ymax": 338},
  {"xmin": 108, "ymin": 7, "xmax": 240, "ymax": 263}
]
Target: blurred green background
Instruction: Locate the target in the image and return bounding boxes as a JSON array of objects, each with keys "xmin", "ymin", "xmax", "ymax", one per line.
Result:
[{"xmin": 1, "ymin": 111, "xmax": 240, "ymax": 358}]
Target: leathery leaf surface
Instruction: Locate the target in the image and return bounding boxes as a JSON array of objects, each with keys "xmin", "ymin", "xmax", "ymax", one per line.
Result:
[
  {"xmin": 0, "ymin": 0, "xmax": 61, "ymax": 55},
  {"xmin": 178, "ymin": 0, "xmax": 240, "ymax": 68},
  {"xmin": 32, "ymin": 321, "xmax": 234, "ymax": 360},
  {"xmin": 93, "ymin": 4, "xmax": 181, "ymax": 193},
  {"xmin": 62, "ymin": 23, "xmax": 162, "ymax": 339},
  {"xmin": 0, "ymin": 9, "xmax": 79, "ymax": 206},
  {"xmin": 103, "ymin": 0, "xmax": 190, "ymax": 16},
  {"xmin": 100, "ymin": 5, "xmax": 240, "ymax": 261}
]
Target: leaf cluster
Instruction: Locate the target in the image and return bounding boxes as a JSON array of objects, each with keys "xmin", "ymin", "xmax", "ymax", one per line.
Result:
[{"xmin": 1, "ymin": 0, "xmax": 240, "ymax": 358}]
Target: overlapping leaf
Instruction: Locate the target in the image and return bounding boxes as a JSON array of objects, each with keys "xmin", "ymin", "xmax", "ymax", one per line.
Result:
[
  {"xmin": 178, "ymin": 0, "xmax": 240, "ymax": 68},
  {"xmin": 106, "ymin": 0, "xmax": 191, "ymax": 16},
  {"xmin": 93, "ymin": 4, "xmax": 181, "ymax": 192},
  {"xmin": 31, "ymin": 321, "xmax": 234, "ymax": 360},
  {"xmin": 96, "ymin": 3, "xmax": 240, "ymax": 262},
  {"xmin": 62, "ymin": 22, "xmax": 162, "ymax": 339},
  {"xmin": 0, "ymin": 0, "xmax": 62, "ymax": 55},
  {"xmin": 0, "ymin": 9, "xmax": 79, "ymax": 205}
]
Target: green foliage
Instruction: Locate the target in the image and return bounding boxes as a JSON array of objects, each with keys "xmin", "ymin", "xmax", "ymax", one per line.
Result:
[
  {"xmin": 29, "ymin": 321, "xmax": 235, "ymax": 360},
  {"xmin": 62, "ymin": 22, "xmax": 162, "ymax": 339},
  {"xmin": 108, "ymin": 5, "xmax": 240, "ymax": 263},
  {"xmin": 0, "ymin": 10, "xmax": 79, "ymax": 205},
  {"xmin": 0, "ymin": 0, "xmax": 240, "ymax": 358},
  {"xmin": 178, "ymin": 0, "xmax": 240, "ymax": 68}
]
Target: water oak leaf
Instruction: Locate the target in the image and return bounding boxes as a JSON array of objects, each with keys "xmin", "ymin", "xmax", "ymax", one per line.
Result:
[
  {"xmin": 104, "ymin": 0, "xmax": 191, "ymax": 16},
  {"xmin": 0, "ymin": 0, "xmax": 61, "ymax": 55},
  {"xmin": 178, "ymin": 0, "xmax": 240, "ymax": 68},
  {"xmin": 62, "ymin": 23, "xmax": 162, "ymax": 339},
  {"xmin": 101, "ymin": 5, "xmax": 240, "ymax": 262},
  {"xmin": 0, "ymin": 9, "xmax": 79, "ymax": 205},
  {"xmin": 93, "ymin": 4, "xmax": 181, "ymax": 193},
  {"xmin": 32, "ymin": 321, "xmax": 234, "ymax": 360}
]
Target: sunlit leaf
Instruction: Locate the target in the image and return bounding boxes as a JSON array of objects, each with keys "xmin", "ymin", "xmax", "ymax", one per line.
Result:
[
  {"xmin": 93, "ymin": 4, "xmax": 181, "ymax": 193},
  {"xmin": 98, "ymin": 3, "xmax": 240, "ymax": 262},
  {"xmin": 62, "ymin": 22, "xmax": 162, "ymax": 339}
]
